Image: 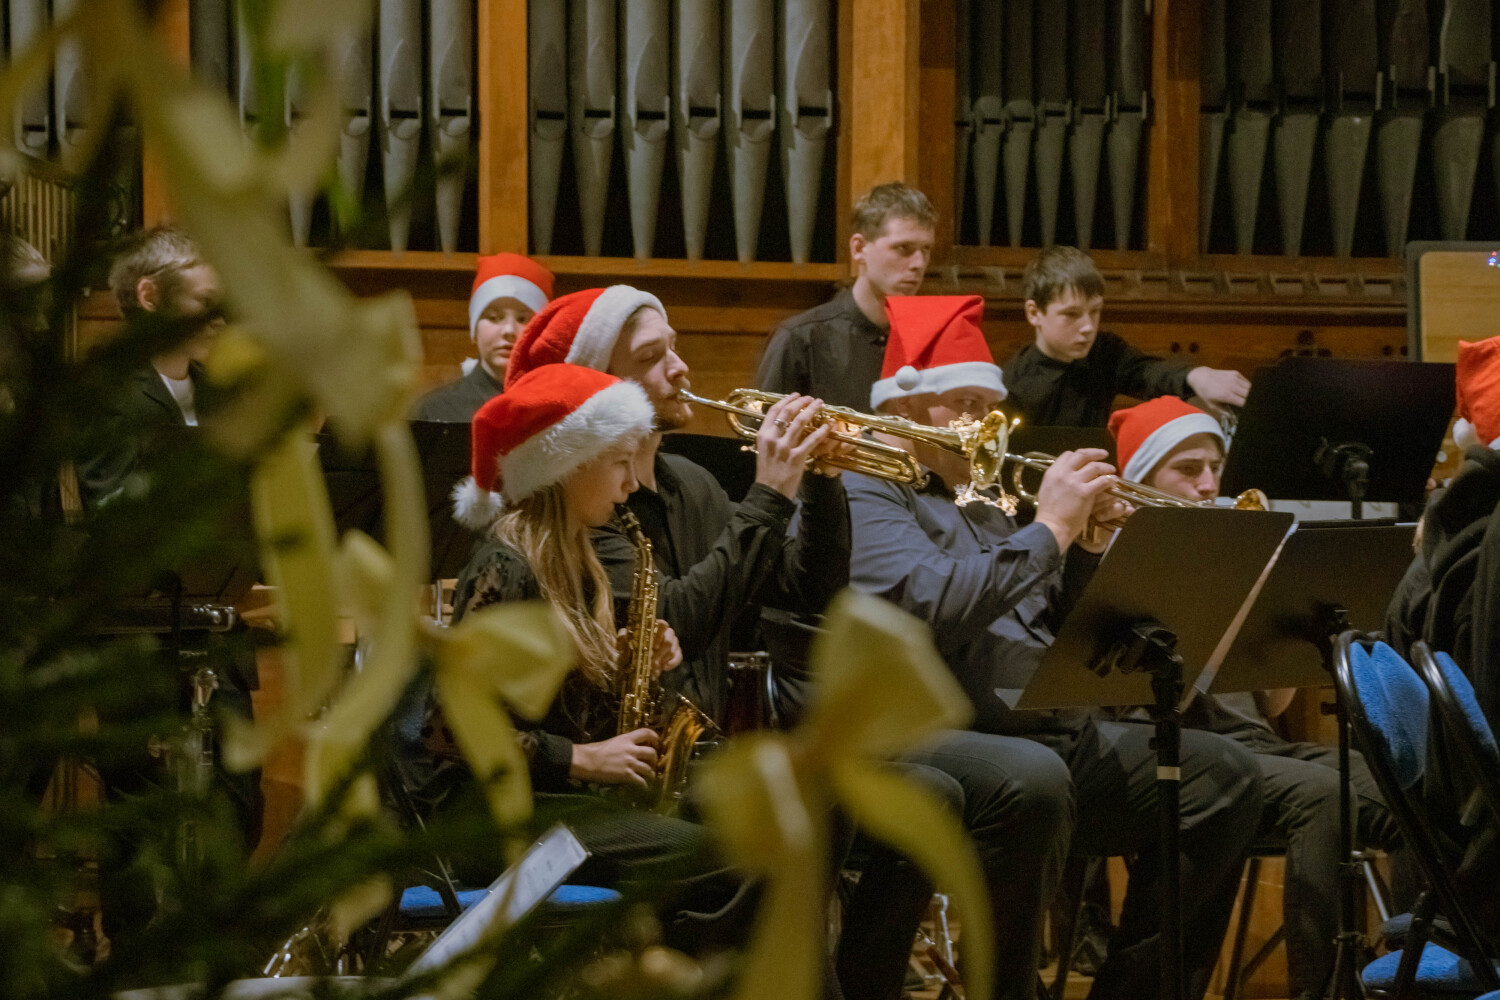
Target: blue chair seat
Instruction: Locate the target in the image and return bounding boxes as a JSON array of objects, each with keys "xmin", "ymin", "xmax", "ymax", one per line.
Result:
[
  {"xmin": 398, "ymin": 883, "xmax": 621, "ymax": 920},
  {"xmin": 1364, "ymin": 945, "xmax": 1500, "ymax": 994},
  {"xmin": 1381, "ymin": 912, "xmax": 1456, "ymax": 950}
]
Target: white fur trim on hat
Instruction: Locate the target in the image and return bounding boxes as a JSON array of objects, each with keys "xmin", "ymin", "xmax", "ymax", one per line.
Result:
[
  {"xmin": 565, "ymin": 286, "xmax": 666, "ymax": 372},
  {"xmin": 1122, "ymin": 412, "xmax": 1225, "ymax": 483},
  {"xmin": 1453, "ymin": 417, "xmax": 1500, "ymax": 451},
  {"xmin": 452, "ymin": 476, "xmax": 504, "ymax": 531},
  {"xmin": 870, "ymin": 360, "xmax": 1008, "ymax": 411},
  {"xmin": 498, "ymin": 380, "xmax": 655, "ymax": 504},
  {"xmin": 469, "ymin": 275, "xmax": 550, "ymax": 339}
]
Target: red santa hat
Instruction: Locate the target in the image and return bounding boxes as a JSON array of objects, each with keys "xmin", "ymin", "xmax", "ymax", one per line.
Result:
[
  {"xmin": 869, "ymin": 295, "xmax": 1007, "ymax": 410},
  {"xmin": 1107, "ymin": 396, "xmax": 1226, "ymax": 483},
  {"xmin": 1453, "ymin": 337, "xmax": 1500, "ymax": 450},
  {"xmin": 452, "ymin": 363, "xmax": 654, "ymax": 529},
  {"xmin": 504, "ymin": 284, "xmax": 666, "ymax": 388},
  {"xmin": 468, "ymin": 253, "xmax": 554, "ymax": 340}
]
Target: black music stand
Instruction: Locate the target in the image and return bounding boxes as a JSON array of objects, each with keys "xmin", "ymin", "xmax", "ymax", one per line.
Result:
[
  {"xmin": 1219, "ymin": 357, "xmax": 1453, "ymax": 518},
  {"xmin": 91, "ymin": 425, "xmax": 259, "ymax": 637},
  {"xmin": 659, "ymin": 432, "xmax": 757, "ymax": 502},
  {"xmin": 319, "ymin": 422, "xmax": 481, "ymax": 591},
  {"xmin": 1017, "ymin": 506, "xmax": 1296, "ymax": 1000},
  {"xmin": 1197, "ymin": 519, "xmax": 1418, "ymax": 1000}
]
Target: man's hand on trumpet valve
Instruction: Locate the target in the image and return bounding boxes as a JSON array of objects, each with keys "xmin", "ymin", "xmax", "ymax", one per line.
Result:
[
  {"xmin": 1077, "ymin": 493, "xmax": 1135, "ymax": 553},
  {"xmin": 753, "ymin": 393, "xmax": 837, "ymax": 499},
  {"xmin": 1031, "ymin": 448, "xmax": 1118, "ymax": 552}
]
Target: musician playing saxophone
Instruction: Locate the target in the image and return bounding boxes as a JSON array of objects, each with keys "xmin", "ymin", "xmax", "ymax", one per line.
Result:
[
  {"xmin": 445, "ymin": 365, "xmax": 753, "ymax": 953},
  {"xmin": 503, "ymin": 286, "xmax": 851, "ymax": 731}
]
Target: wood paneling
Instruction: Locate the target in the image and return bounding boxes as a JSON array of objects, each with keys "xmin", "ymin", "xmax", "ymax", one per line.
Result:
[
  {"xmin": 142, "ymin": 0, "xmax": 192, "ymax": 227},
  {"xmin": 918, "ymin": 0, "xmax": 958, "ymax": 260},
  {"xmin": 848, "ymin": 0, "xmax": 921, "ymax": 194},
  {"xmin": 1147, "ymin": 0, "xmax": 1202, "ymax": 264},
  {"xmin": 477, "ymin": 0, "xmax": 529, "ymax": 254},
  {"xmin": 1416, "ymin": 251, "xmax": 1500, "ymax": 362}
]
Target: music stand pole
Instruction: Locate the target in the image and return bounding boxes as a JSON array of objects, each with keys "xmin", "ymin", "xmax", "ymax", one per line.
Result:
[
  {"xmin": 1112, "ymin": 622, "xmax": 1188, "ymax": 1000},
  {"xmin": 1318, "ymin": 607, "xmax": 1368, "ymax": 1000}
]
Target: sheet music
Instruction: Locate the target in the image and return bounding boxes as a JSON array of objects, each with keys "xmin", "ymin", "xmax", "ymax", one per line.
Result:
[
  {"xmin": 405, "ymin": 823, "xmax": 589, "ymax": 980},
  {"xmin": 1190, "ymin": 518, "xmax": 1299, "ymax": 706}
]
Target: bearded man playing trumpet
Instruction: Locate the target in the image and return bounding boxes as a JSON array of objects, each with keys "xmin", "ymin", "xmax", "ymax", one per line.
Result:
[
  {"xmin": 843, "ymin": 294, "xmax": 1265, "ymax": 1000},
  {"xmin": 1108, "ymin": 397, "xmax": 1399, "ymax": 1000}
]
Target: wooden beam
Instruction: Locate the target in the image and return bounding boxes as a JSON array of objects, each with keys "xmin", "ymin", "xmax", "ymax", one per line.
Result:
[
  {"xmin": 918, "ymin": 0, "xmax": 957, "ymax": 261},
  {"xmin": 142, "ymin": 0, "xmax": 191, "ymax": 227},
  {"xmin": 847, "ymin": 0, "xmax": 921, "ymax": 198},
  {"xmin": 835, "ymin": 0, "xmax": 854, "ymax": 264},
  {"xmin": 477, "ymin": 0, "xmax": 530, "ymax": 254},
  {"xmin": 1146, "ymin": 0, "xmax": 1202, "ymax": 266}
]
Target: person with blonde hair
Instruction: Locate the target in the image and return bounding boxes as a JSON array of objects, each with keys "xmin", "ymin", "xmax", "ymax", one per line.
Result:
[{"xmin": 445, "ymin": 363, "xmax": 753, "ymax": 955}]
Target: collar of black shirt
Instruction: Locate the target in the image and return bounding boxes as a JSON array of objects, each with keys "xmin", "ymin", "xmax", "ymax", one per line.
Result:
[{"xmin": 837, "ymin": 287, "xmax": 888, "ymax": 345}]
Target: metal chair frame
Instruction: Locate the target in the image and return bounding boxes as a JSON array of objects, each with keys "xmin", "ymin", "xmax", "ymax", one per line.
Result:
[{"xmin": 1332, "ymin": 631, "xmax": 1500, "ymax": 998}]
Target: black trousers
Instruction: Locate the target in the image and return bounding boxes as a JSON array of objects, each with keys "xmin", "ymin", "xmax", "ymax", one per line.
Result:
[
  {"xmin": 1226, "ymin": 730, "xmax": 1399, "ymax": 999},
  {"xmin": 1063, "ymin": 721, "xmax": 1265, "ymax": 1000},
  {"xmin": 534, "ymin": 793, "xmax": 758, "ymax": 957},
  {"xmin": 837, "ymin": 732, "xmax": 1074, "ymax": 1000},
  {"xmin": 838, "ymin": 721, "xmax": 1263, "ymax": 1000}
]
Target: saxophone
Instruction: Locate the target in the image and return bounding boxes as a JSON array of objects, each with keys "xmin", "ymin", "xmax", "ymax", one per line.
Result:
[{"xmin": 614, "ymin": 507, "xmax": 717, "ymax": 812}]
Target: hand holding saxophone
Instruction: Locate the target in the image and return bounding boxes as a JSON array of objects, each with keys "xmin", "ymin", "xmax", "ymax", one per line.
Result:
[
  {"xmin": 753, "ymin": 393, "xmax": 840, "ymax": 499},
  {"xmin": 618, "ymin": 621, "xmax": 682, "ymax": 677},
  {"xmin": 571, "ymin": 729, "xmax": 661, "ymax": 787},
  {"xmin": 1031, "ymin": 448, "xmax": 1118, "ymax": 552}
]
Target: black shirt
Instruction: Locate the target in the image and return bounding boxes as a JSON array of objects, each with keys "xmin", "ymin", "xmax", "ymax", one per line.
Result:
[
  {"xmin": 411, "ymin": 363, "xmax": 502, "ymax": 423},
  {"xmin": 754, "ymin": 288, "xmax": 888, "ymax": 411},
  {"xmin": 76, "ymin": 362, "xmax": 211, "ymax": 507},
  {"xmin": 1001, "ymin": 331, "xmax": 1194, "ymax": 428},
  {"xmin": 451, "ymin": 538, "xmax": 615, "ymax": 792},
  {"xmin": 592, "ymin": 452, "xmax": 850, "ymax": 724}
]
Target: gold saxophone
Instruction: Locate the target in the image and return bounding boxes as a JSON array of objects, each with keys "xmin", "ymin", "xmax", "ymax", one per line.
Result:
[{"xmin": 614, "ymin": 508, "xmax": 717, "ymax": 812}]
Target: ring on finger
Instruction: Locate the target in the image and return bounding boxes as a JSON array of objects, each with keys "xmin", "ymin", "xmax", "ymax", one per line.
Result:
[{"xmin": 775, "ymin": 418, "xmax": 789, "ymax": 429}]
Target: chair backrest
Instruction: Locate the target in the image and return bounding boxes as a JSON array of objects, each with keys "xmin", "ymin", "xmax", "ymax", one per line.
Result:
[
  {"xmin": 1334, "ymin": 632, "xmax": 1500, "ymax": 987},
  {"xmin": 1412, "ymin": 641, "xmax": 1500, "ymax": 830},
  {"xmin": 1343, "ymin": 638, "xmax": 1429, "ymax": 792}
]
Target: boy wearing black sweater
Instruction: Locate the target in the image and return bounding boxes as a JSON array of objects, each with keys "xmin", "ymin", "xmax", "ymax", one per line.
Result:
[{"xmin": 1002, "ymin": 246, "xmax": 1249, "ymax": 427}]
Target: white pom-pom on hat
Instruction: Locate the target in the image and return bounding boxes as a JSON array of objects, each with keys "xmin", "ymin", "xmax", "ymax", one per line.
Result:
[{"xmin": 868, "ymin": 295, "xmax": 1007, "ymax": 410}]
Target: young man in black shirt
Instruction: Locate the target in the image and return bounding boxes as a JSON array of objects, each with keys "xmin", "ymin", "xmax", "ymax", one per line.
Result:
[
  {"xmin": 754, "ymin": 182, "xmax": 937, "ymax": 411},
  {"xmin": 1002, "ymin": 245, "xmax": 1249, "ymax": 427},
  {"xmin": 77, "ymin": 227, "xmax": 226, "ymax": 506}
]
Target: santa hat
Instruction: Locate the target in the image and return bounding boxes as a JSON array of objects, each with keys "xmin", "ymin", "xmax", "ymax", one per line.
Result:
[
  {"xmin": 1107, "ymin": 396, "xmax": 1226, "ymax": 483},
  {"xmin": 1454, "ymin": 337, "xmax": 1500, "ymax": 450},
  {"xmin": 505, "ymin": 284, "xmax": 666, "ymax": 388},
  {"xmin": 452, "ymin": 364, "xmax": 654, "ymax": 529},
  {"xmin": 869, "ymin": 295, "xmax": 1006, "ymax": 410},
  {"xmin": 468, "ymin": 253, "xmax": 554, "ymax": 340}
]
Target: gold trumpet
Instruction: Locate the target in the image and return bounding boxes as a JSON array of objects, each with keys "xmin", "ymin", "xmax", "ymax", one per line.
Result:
[
  {"xmin": 683, "ymin": 387, "xmax": 1271, "ymax": 519},
  {"xmin": 1007, "ymin": 450, "xmax": 1270, "ymax": 515},
  {"xmin": 679, "ymin": 387, "xmax": 1017, "ymax": 508}
]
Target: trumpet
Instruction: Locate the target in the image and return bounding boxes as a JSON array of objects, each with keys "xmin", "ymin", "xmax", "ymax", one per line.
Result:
[
  {"xmin": 679, "ymin": 387, "xmax": 1016, "ymax": 507},
  {"xmin": 683, "ymin": 387, "xmax": 1272, "ymax": 520},
  {"xmin": 1006, "ymin": 450, "xmax": 1270, "ymax": 516}
]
